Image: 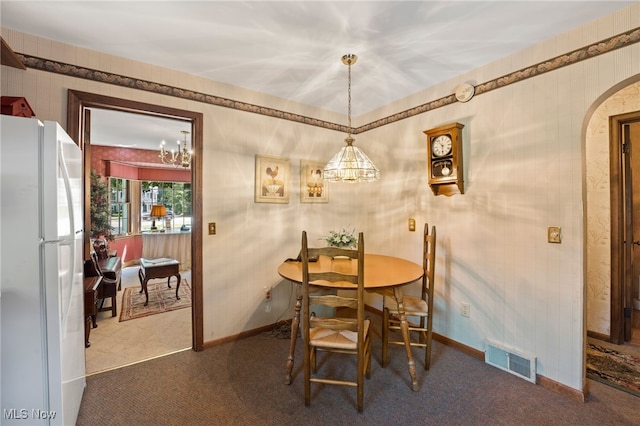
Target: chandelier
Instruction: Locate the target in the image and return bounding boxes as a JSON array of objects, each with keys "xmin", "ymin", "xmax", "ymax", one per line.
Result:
[
  {"xmin": 322, "ymin": 54, "xmax": 380, "ymax": 183},
  {"xmin": 159, "ymin": 130, "xmax": 192, "ymax": 168}
]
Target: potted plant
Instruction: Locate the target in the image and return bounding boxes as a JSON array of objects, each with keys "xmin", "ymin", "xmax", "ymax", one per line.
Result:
[{"xmin": 90, "ymin": 170, "xmax": 114, "ymax": 258}]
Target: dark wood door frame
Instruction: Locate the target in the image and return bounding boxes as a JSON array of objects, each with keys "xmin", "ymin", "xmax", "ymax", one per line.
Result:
[
  {"xmin": 609, "ymin": 111, "xmax": 640, "ymax": 344},
  {"xmin": 67, "ymin": 89, "xmax": 204, "ymax": 352}
]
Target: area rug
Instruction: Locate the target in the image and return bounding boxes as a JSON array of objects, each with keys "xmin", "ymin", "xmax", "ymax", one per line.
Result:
[
  {"xmin": 119, "ymin": 280, "xmax": 191, "ymax": 322},
  {"xmin": 586, "ymin": 343, "xmax": 640, "ymax": 397}
]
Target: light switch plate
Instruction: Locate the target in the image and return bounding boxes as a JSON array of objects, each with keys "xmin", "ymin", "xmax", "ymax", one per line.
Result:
[
  {"xmin": 208, "ymin": 222, "xmax": 216, "ymax": 235},
  {"xmin": 548, "ymin": 226, "xmax": 561, "ymax": 243}
]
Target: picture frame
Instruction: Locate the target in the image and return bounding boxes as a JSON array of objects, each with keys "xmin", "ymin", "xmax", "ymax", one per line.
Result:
[
  {"xmin": 300, "ymin": 160, "xmax": 328, "ymax": 203},
  {"xmin": 255, "ymin": 154, "xmax": 290, "ymax": 203}
]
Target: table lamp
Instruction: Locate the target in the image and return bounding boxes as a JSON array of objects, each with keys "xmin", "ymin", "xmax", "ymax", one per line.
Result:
[{"xmin": 150, "ymin": 205, "xmax": 167, "ymax": 230}]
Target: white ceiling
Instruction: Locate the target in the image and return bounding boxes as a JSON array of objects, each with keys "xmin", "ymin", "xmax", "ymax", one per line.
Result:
[
  {"xmin": 87, "ymin": 108, "xmax": 192, "ymax": 151},
  {"xmin": 1, "ymin": 1, "xmax": 635, "ymax": 149}
]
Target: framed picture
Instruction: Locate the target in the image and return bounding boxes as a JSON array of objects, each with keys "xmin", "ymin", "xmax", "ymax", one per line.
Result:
[
  {"xmin": 255, "ymin": 154, "xmax": 290, "ymax": 203},
  {"xmin": 300, "ymin": 160, "xmax": 328, "ymax": 203}
]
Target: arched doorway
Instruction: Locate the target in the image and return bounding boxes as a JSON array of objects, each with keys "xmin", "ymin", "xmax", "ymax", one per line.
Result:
[{"xmin": 585, "ymin": 77, "xmax": 640, "ymax": 345}]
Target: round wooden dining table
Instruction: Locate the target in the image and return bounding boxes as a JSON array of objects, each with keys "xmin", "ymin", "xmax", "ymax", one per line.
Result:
[{"xmin": 278, "ymin": 253, "xmax": 425, "ymax": 391}]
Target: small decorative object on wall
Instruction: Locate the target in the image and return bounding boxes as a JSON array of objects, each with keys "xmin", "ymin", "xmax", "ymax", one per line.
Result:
[
  {"xmin": 255, "ymin": 154, "xmax": 290, "ymax": 203},
  {"xmin": 424, "ymin": 122, "xmax": 465, "ymax": 196},
  {"xmin": 454, "ymin": 83, "xmax": 475, "ymax": 103},
  {"xmin": 1, "ymin": 96, "xmax": 35, "ymax": 117},
  {"xmin": 300, "ymin": 160, "xmax": 328, "ymax": 203}
]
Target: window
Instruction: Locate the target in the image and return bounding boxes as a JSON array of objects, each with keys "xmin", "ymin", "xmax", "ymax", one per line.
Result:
[
  {"xmin": 109, "ymin": 177, "xmax": 130, "ymax": 236},
  {"xmin": 141, "ymin": 181, "xmax": 192, "ymax": 232}
]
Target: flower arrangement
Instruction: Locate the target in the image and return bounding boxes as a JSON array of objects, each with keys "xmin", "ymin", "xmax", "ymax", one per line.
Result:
[{"xmin": 323, "ymin": 226, "xmax": 358, "ymax": 248}]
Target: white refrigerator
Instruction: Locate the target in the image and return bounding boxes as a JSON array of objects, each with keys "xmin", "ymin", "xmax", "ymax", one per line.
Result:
[{"xmin": 1, "ymin": 115, "xmax": 86, "ymax": 425}]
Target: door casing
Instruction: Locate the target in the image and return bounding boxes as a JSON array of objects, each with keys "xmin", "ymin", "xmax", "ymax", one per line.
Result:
[
  {"xmin": 66, "ymin": 89, "xmax": 204, "ymax": 351},
  {"xmin": 609, "ymin": 111, "xmax": 640, "ymax": 344}
]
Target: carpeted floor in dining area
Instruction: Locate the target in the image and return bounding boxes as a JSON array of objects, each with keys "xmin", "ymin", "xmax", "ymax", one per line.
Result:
[{"xmin": 77, "ymin": 323, "xmax": 640, "ymax": 425}]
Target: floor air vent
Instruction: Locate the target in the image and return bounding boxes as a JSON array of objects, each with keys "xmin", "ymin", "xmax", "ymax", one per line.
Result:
[{"xmin": 485, "ymin": 340, "xmax": 536, "ymax": 383}]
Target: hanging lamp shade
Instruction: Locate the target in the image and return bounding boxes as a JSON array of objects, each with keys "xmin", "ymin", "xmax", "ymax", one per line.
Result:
[
  {"xmin": 323, "ymin": 53, "xmax": 380, "ymax": 183},
  {"xmin": 322, "ymin": 136, "xmax": 380, "ymax": 182}
]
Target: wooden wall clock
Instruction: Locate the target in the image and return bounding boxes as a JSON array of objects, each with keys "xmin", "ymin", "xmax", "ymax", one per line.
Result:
[{"xmin": 424, "ymin": 122, "xmax": 465, "ymax": 196}]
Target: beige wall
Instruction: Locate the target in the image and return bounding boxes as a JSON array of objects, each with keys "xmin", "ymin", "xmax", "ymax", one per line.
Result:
[{"xmin": 2, "ymin": 3, "xmax": 639, "ymax": 393}]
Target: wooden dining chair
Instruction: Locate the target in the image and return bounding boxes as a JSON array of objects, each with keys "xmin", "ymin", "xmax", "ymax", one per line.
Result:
[
  {"xmin": 381, "ymin": 223, "xmax": 436, "ymax": 370},
  {"xmin": 301, "ymin": 230, "xmax": 371, "ymax": 412}
]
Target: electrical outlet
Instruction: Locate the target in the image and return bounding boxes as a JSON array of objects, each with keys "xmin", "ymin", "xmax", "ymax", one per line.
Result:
[
  {"xmin": 461, "ymin": 303, "xmax": 470, "ymax": 318},
  {"xmin": 408, "ymin": 217, "xmax": 416, "ymax": 232},
  {"xmin": 264, "ymin": 286, "xmax": 272, "ymax": 301}
]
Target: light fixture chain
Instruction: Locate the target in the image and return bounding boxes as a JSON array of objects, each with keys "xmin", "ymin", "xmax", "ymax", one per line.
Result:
[{"xmin": 347, "ymin": 60, "xmax": 352, "ymax": 135}]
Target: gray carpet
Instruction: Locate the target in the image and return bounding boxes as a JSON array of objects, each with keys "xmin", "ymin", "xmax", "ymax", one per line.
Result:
[{"xmin": 77, "ymin": 328, "xmax": 640, "ymax": 425}]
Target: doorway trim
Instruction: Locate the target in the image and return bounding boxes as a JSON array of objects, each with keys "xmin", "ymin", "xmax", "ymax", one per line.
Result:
[
  {"xmin": 66, "ymin": 89, "xmax": 204, "ymax": 351},
  {"xmin": 610, "ymin": 111, "xmax": 640, "ymax": 345}
]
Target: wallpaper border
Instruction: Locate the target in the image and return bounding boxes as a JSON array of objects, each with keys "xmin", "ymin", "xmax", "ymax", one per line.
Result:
[{"xmin": 15, "ymin": 27, "xmax": 640, "ymax": 135}]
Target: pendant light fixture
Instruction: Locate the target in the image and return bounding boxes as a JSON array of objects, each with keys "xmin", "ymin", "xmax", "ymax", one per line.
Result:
[{"xmin": 322, "ymin": 54, "xmax": 380, "ymax": 183}]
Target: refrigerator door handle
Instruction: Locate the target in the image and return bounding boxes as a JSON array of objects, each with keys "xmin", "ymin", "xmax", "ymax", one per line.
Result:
[
  {"xmin": 54, "ymin": 139, "xmax": 78, "ymax": 336},
  {"xmin": 58, "ymin": 143, "xmax": 76, "ymax": 237},
  {"xmin": 42, "ymin": 238, "xmax": 68, "ymax": 244}
]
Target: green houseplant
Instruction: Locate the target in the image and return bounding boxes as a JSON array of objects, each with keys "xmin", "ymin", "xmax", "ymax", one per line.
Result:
[{"xmin": 90, "ymin": 170, "xmax": 114, "ymax": 242}]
